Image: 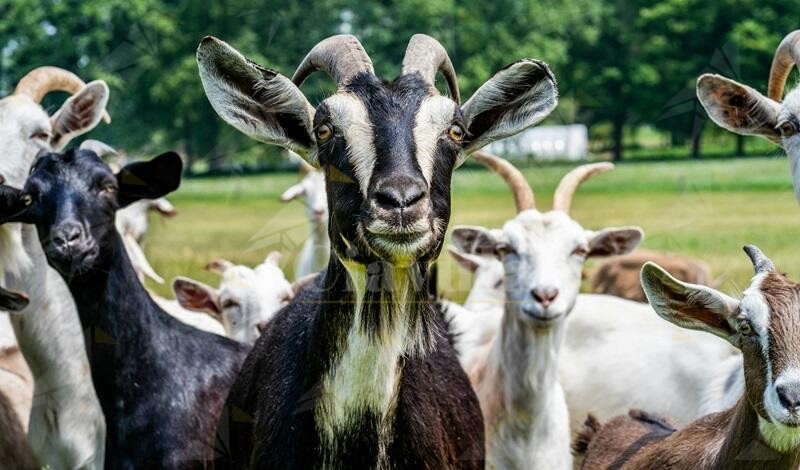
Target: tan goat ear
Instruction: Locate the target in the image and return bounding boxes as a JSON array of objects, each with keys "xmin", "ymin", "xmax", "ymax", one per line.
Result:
[
  {"xmin": 50, "ymin": 81, "xmax": 110, "ymax": 151},
  {"xmin": 696, "ymin": 74, "xmax": 782, "ymax": 144},
  {"xmin": 641, "ymin": 262, "xmax": 740, "ymax": 346}
]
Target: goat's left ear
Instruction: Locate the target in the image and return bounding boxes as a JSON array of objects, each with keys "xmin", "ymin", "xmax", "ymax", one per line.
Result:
[
  {"xmin": 280, "ymin": 182, "xmax": 305, "ymax": 202},
  {"xmin": 116, "ymin": 152, "xmax": 183, "ymax": 207},
  {"xmin": 461, "ymin": 60, "xmax": 558, "ymax": 155},
  {"xmin": 641, "ymin": 262, "xmax": 740, "ymax": 346},
  {"xmin": 50, "ymin": 81, "xmax": 110, "ymax": 151},
  {"xmin": 586, "ymin": 227, "xmax": 643, "ymax": 258},
  {"xmin": 451, "ymin": 226, "xmax": 500, "ymax": 257}
]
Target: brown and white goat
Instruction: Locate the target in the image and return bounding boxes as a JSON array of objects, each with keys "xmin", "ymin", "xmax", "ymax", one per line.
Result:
[
  {"xmin": 697, "ymin": 31, "xmax": 800, "ymax": 202},
  {"xmin": 578, "ymin": 246, "xmax": 800, "ymax": 469}
]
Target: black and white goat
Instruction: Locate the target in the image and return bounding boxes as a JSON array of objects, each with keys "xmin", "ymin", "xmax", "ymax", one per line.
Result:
[
  {"xmin": 197, "ymin": 33, "xmax": 558, "ymax": 468},
  {"xmin": 0, "ymin": 150, "xmax": 250, "ymax": 468}
]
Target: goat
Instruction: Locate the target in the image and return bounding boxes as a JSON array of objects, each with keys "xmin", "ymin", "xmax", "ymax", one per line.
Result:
[
  {"xmin": 0, "ymin": 67, "xmax": 108, "ymax": 469},
  {"xmin": 0, "ymin": 149, "xmax": 250, "ymax": 467},
  {"xmin": 451, "ymin": 153, "xmax": 643, "ymax": 468},
  {"xmin": 449, "ymin": 153, "xmax": 742, "ymax": 439},
  {"xmin": 198, "ymin": 33, "xmax": 558, "ymax": 468},
  {"xmin": 281, "ymin": 152, "xmax": 330, "ymax": 278},
  {"xmin": 172, "ymin": 251, "xmax": 295, "ymax": 343},
  {"xmin": 590, "ymin": 249, "xmax": 714, "ymax": 302},
  {"xmin": 697, "ymin": 30, "xmax": 800, "ymax": 202},
  {"xmin": 578, "ymin": 246, "xmax": 800, "ymax": 469}
]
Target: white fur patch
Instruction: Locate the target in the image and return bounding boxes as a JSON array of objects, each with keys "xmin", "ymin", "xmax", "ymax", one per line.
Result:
[
  {"xmin": 324, "ymin": 94, "xmax": 376, "ymax": 197},
  {"xmin": 412, "ymin": 96, "xmax": 457, "ymax": 183}
]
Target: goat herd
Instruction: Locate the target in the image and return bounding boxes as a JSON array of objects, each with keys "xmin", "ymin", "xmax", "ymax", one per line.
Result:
[{"xmin": 0, "ymin": 29, "xmax": 799, "ymax": 470}]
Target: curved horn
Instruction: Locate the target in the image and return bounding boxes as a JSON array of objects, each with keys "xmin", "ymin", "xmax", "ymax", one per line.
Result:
[
  {"xmin": 401, "ymin": 34, "xmax": 460, "ymax": 103},
  {"xmin": 14, "ymin": 67, "xmax": 111, "ymax": 123},
  {"xmin": 79, "ymin": 139, "xmax": 118, "ymax": 158},
  {"xmin": 768, "ymin": 30, "xmax": 800, "ymax": 102},
  {"xmin": 743, "ymin": 245, "xmax": 776, "ymax": 274},
  {"xmin": 473, "ymin": 151, "xmax": 534, "ymax": 212},
  {"xmin": 292, "ymin": 35, "xmax": 374, "ymax": 87},
  {"xmin": 552, "ymin": 162, "xmax": 614, "ymax": 214}
]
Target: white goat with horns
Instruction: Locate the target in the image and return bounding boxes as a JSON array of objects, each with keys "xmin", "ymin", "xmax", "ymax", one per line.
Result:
[
  {"xmin": 450, "ymin": 152, "xmax": 744, "ymax": 468},
  {"xmin": 0, "ymin": 67, "xmax": 107, "ymax": 469},
  {"xmin": 697, "ymin": 30, "xmax": 800, "ymax": 202}
]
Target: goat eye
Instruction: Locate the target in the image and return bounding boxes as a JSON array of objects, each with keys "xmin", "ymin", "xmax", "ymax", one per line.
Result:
[
  {"xmin": 30, "ymin": 130, "xmax": 50, "ymax": 141},
  {"xmin": 21, "ymin": 194, "xmax": 33, "ymax": 206},
  {"xmin": 572, "ymin": 246, "xmax": 589, "ymax": 257},
  {"xmin": 99, "ymin": 184, "xmax": 116, "ymax": 195},
  {"xmin": 777, "ymin": 120, "xmax": 798, "ymax": 138},
  {"xmin": 448, "ymin": 124, "xmax": 465, "ymax": 142},
  {"xmin": 494, "ymin": 243, "xmax": 515, "ymax": 257},
  {"xmin": 315, "ymin": 124, "xmax": 333, "ymax": 142},
  {"xmin": 223, "ymin": 299, "xmax": 240, "ymax": 310},
  {"xmin": 738, "ymin": 318, "xmax": 754, "ymax": 336}
]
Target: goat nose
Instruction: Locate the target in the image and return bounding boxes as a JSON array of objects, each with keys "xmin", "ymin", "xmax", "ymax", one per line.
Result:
[
  {"xmin": 374, "ymin": 177, "xmax": 427, "ymax": 211},
  {"xmin": 777, "ymin": 384, "xmax": 800, "ymax": 411},
  {"xmin": 532, "ymin": 287, "xmax": 559, "ymax": 307},
  {"xmin": 52, "ymin": 223, "xmax": 84, "ymax": 249}
]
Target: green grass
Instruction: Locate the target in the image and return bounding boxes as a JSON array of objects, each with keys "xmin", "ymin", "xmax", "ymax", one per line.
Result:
[{"xmin": 145, "ymin": 156, "xmax": 800, "ymax": 303}]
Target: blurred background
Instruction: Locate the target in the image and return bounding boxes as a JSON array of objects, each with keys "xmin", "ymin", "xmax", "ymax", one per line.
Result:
[{"xmin": 2, "ymin": 0, "xmax": 799, "ymax": 301}]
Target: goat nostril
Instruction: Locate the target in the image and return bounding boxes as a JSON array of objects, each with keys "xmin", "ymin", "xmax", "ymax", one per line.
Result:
[
  {"xmin": 53, "ymin": 225, "xmax": 84, "ymax": 248},
  {"xmin": 374, "ymin": 180, "xmax": 427, "ymax": 211},
  {"xmin": 777, "ymin": 385, "xmax": 800, "ymax": 410}
]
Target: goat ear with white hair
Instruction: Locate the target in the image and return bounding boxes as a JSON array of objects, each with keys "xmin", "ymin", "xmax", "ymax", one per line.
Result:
[
  {"xmin": 280, "ymin": 182, "xmax": 305, "ymax": 202},
  {"xmin": 50, "ymin": 81, "xmax": 111, "ymax": 151},
  {"xmin": 116, "ymin": 152, "xmax": 183, "ymax": 207},
  {"xmin": 197, "ymin": 37, "xmax": 316, "ymax": 159},
  {"xmin": 696, "ymin": 74, "xmax": 782, "ymax": 144},
  {"xmin": 172, "ymin": 277, "xmax": 222, "ymax": 320},
  {"xmin": 641, "ymin": 261, "xmax": 740, "ymax": 346},
  {"xmin": 461, "ymin": 60, "xmax": 558, "ymax": 155},
  {"xmin": 586, "ymin": 227, "xmax": 644, "ymax": 258},
  {"xmin": 450, "ymin": 226, "xmax": 501, "ymax": 257}
]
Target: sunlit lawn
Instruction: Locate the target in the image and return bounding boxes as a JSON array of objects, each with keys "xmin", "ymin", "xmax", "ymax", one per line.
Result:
[{"xmin": 146, "ymin": 156, "xmax": 800, "ymax": 303}]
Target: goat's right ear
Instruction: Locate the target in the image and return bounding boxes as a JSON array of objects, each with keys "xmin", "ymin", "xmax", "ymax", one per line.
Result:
[
  {"xmin": 641, "ymin": 262, "xmax": 740, "ymax": 346},
  {"xmin": 280, "ymin": 182, "xmax": 305, "ymax": 202},
  {"xmin": 117, "ymin": 152, "xmax": 183, "ymax": 207},
  {"xmin": 172, "ymin": 277, "xmax": 222, "ymax": 319},
  {"xmin": 461, "ymin": 60, "xmax": 558, "ymax": 155},
  {"xmin": 50, "ymin": 81, "xmax": 110, "ymax": 151},
  {"xmin": 197, "ymin": 36, "xmax": 316, "ymax": 159},
  {"xmin": 0, "ymin": 185, "xmax": 32, "ymax": 224},
  {"xmin": 696, "ymin": 74, "xmax": 782, "ymax": 144}
]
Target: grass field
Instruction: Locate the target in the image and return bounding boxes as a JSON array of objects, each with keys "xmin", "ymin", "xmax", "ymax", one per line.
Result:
[{"xmin": 145, "ymin": 156, "xmax": 800, "ymax": 303}]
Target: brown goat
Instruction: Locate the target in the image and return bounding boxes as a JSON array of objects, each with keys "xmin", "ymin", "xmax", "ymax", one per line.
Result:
[
  {"xmin": 577, "ymin": 246, "xmax": 800, "ymax": 469},
  {"xmin": 591, "ymin": 250, "xmax": 713, "ymax": 302}
]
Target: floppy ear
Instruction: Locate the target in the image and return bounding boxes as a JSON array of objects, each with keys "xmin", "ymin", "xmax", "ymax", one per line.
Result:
[
  {"xmin": 0, "ymin": 287, "xmax": 29, "ymax": 312},
  {"xmin": 696, "ymin": 74, "xmax": 782, "ymax": 144},
  {"xmin": 148, "ymin": 198, "xmax": 177, "ymax": 218},
  {"xmin": 280, "ymin": 182, "xmax": 305, "ymax": 202},
  {"xmin": 116, "ymin": 152, "xmax": 183, "ymax": 207},
  {"xmin": 641, "ymin": 262, "xmax": 740, "ymax": 346},
  {"xmin": 205, "ymin": 259, "xmax": 234, "ymax": 276},
  {"xmin": 587, "ymin": 227, "xmax": 643, "ymax": 258},
  {"xmin": 197, "ymin": 36, "xmax": 316, "ymax": 159},
  {"xmin": 172, "ymin": 277, "xmax": 221, "ymax": 319},
  {"xmin": 0, "ymin": 185, "xmax": 32, "ymax": 224},
  {"xmin": 450, "ymin": 226, "xmax": 499, "ymax": 258},
  {"xmin": 50, "ymin": 81, "xmax": 110, "ymax": 151},
  {"xmin": 461, "ymin": 60, "xmax": 558, "ymax": 155}
]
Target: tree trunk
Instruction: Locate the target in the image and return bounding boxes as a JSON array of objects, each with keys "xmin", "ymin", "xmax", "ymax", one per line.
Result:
[
  {"xmin": 612, "ymin": 119, "xmax": 624, "ymax": 161},
  {"xmin": 736, "ymin": 135, "xmax": 745, "ymax": 156},
  {"xmin": 692, "ymin": 126, "xmax": 703, "ymax": 159}
]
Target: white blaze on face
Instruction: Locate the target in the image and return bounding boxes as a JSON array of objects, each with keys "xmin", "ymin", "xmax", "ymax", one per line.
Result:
[
  {"xmin": 412, "ymin": 95, "xmax": 457, "ymax": 184},
  {"xmin": 323, "ymin": 93, "xmax": 376, "ymax": 197}
]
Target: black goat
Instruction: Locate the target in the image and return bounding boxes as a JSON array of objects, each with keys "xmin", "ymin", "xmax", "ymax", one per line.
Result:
[
  {"xmin": 0, "ymin": 150, "xmax": 250, "ymax": 468},
  {"xmin": 198, "ymin": 33, "xmax": 558, "ymax": 468}
]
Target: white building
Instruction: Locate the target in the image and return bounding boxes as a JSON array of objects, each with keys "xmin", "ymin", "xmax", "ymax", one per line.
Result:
[{"xmin": 484, "ymin": 124, "xmax": 588, "ymax": 161}]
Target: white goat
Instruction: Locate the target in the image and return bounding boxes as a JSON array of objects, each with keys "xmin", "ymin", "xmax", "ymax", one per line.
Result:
[
  {"xmin": 172, "ymin": 252, "xmax": 295, "ymax": 344},
  {"xmin": 280, "ymin": 155, "xmax": 329, "ymax": 278},
  {"xmin": 0, "ymin": 67, "xmax": 107, "ymax": 469},
  {"xmin": 697, "ymin": 30, "xmax": 800, "ymax": 202},
  {"xmin": 454, "ymin": 153, "xmax": 645, "ymax": 468}
]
